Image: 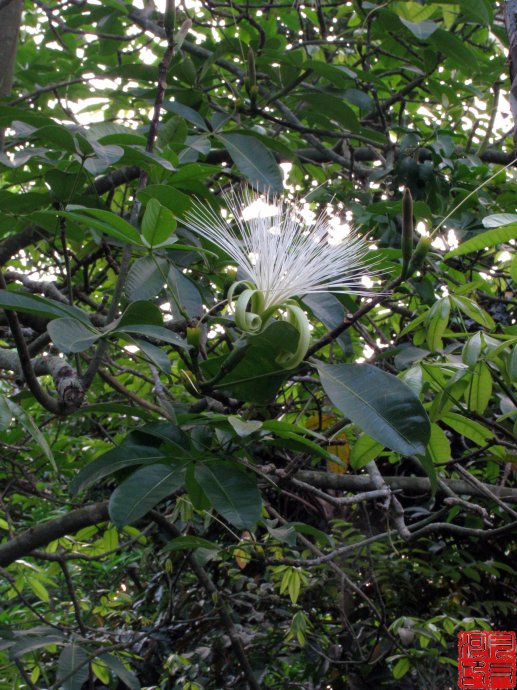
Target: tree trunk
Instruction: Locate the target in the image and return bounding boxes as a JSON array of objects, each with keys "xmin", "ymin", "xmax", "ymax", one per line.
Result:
[
  {"xmin": 0, "ymin": 0, "xmax": 22, "ymax": 150},
  {"xmin": 505, "ymin": 0, "xmax": 517, "ymax": 152}
]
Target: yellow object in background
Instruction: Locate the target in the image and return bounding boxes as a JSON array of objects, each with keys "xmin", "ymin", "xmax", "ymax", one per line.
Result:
[{"xmin": 305, "ymin": 414, "xmax": 349, "ymax": 474}]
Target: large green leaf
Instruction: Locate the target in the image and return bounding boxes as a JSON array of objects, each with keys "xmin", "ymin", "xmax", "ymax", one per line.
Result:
[
  {"xmin": 317, "ymin": 363, "xmax": 430, "ymax": 455},
  {"xmin": 115, "ymin": 323, "xmax": 189, "ymax": 349},
  {"xmin": 195, "ymin": 461, "xmax": 262, "ymax": 529},
  {"xmin": 125, "ymin": 256, "xmax": 169, "ymax": 301},
  {"xmin": 59, "ymin": 207, "xmax": 142, "ymax": 245},
  {"xmin": 47, "ymin": 318, "xmax": 101, "ymax": 353},
  {"xmin": 300, "ymin": 92, "xmax": 360, "ymax": 131},
  {"xmin": 98, "ymin": 654, "xmax": 141, "ymax": 690},
  {"xmin": 109, "ymin": 462, "xmax": 187, "ymax": 526},
  {"xmin": 200, "ymin": 321, "xmax": 299, "ymax": 403},
  {"xmin": 133, "ymin": 338, "xmax": 171, "ymax": 374},
  {"xmin": 440, "ymin": 412, "xmax": 493, "ymax": 445},
  {"xmin": 217, "ymin": 133, "xmax": 283, "ymax": 193},
  {"xmin": 71, "ymin": 443, "xmax": 168, "ymax": 495},
  {"xmin": 136, "ymin": 184, "xmax": 191, "ymax": 215},
  {"xmin": 164, "ymin": 100, "xmax": 208, "ymax": 130},
  {"xmin": 0, "ymin": 290, "xmax": 90, "ymax": 324},
  {"xmin": 9, "ymin": 630, "xmax": 65, "ymax": 659},
  {"xmin": 57, "ymin": 644, "xmax": 89, "ymax": 690},
  {"xmin": 117, "ymin": 300, "xmax": 164, "ymax": 328},
  {"xmin": 141, "ymin": 198, "xmax": 177, "ymax": 247},
  {"xmin": 303, "ymin": 293, "xmax": 352, "ymax": 355},
  {"xmin": 167, "ymin": 265, "xmax": 203, "ymax": 319},
  {"xmin": 445, "ymin": 224, "xmax": 517, "ymax": 259}
]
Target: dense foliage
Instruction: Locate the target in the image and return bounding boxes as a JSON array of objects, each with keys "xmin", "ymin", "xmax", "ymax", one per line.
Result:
[{"xmin": 0, "ymin": 0, "xmax": 515, "ymax": 688}]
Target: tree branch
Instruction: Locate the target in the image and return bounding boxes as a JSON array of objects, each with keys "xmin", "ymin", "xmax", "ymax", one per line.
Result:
[
  {"xmin": 294, "ymin": 470, "xmax": 517, "ymax": 502},
  {"xmin": 0, "ymin": 502, "xmax": 109, "ymax": 568}
]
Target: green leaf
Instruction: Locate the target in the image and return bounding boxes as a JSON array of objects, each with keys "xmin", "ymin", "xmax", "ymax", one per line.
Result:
[
  {"xmin": 0, "ymin": 189, "xmax": 51, "ymax": 212},
  {"xmin": 0, "ymin": 396, "xmax": 13, "ymax": 430},
  {"xmin": 217, "ymin": 133, "xmax": 283, "ymax": 193},
  {"xmin": 200, "ymin": 321, "xmax": 299, "ymax": 404},
  {"xmin": 0, "ymin": 290, "xmax": 90, "ymax": 324},
  {"xmin": 511, "ymin": 254, "xmax": 517, "ymax": 283},
  {"xmin": 451, "ymin": 296, "xmax": 495, "ymax": 329},
  {"xmin": 303, "ymin": 59, "xmax": 356, "ymax": 86},
  {"xmin": 137, "ymin": 184, "xmax": 191, "ymax": 215},
  {"xmin": 195, "ymin": 461, "xmax": 262, "ymax": 529},
  {"xmin": 119, "ymin": 144, "xmax": 177, "ymax": 171},
  {"xmin": 317, "ymin": 363, "xmax": 430, "ymax": 456},
  {"xmin": 482, "ymin": 213, "xmax": 517, "ymax": 228},
  {"xmin": 92, "ymin": 659, "xmax": 111, "ymax": 686},
  {"xmin": 301, "ymin": 92, "xmax": 360, "ymax": 131},
  {"xmin": 459, "ymin": 0, "xmax": 490, "ymax": 25},
  {"xmin": 117, "ymin": 301, "xmax": 164, "ymax": 328},
  {"xmin": 141, "ymin": 198, "xmax": 177, "ymax": 247},
  {"xmin": 399, "ymin": 18, "xmax": 437, "ymax": 39},
  {"xmin": 167, "ymin": 265, "xmax": 204, "ymax": 319},
  {"xmin": 32, "ymin": 124, "xmax": 77, "ymax": 153},
  {"xmin": 26, "ymin": 576, "xmax": 49, "ymax": 603},
  {"xmin": 303, "ymin": 293, "xmax": 352, "ymax": 355},
  {"xmin": 392, "ymin": 657, "xmax": 410, "ymax": 680},
  {"xmin": 57, "ymin": 644, "xmax": 89, "ymax": 690},
  {"xmin": 465, "ymin": 361, "xmax": 492, "ymax": 414},
  {"xmin": 9, "ymin": 630, "xmax": 65, "ymax": 659},
  {"xmin": 133, "ymin": 338, "xmax": 171, "ymax": 374},
  {"xmin": 426, "ymin": 423, "xmax": 451, "ymax": 464},
  {"xmin": 71, "ymin": 442, "xmax": 168, "ymax": 494},
  {"xmin": 98, "ymin": 654, "xmax": 141, "ymax": 690},
  {"xmin": 109, "ymin": 462, "xmax": 187, "ymax": 526},
  {"xmin": 47, "ymin": 318, "xmax": 101, "ymax": 353},
  {"xmin": 125, "ymin": 256, "xmax": 168, "ymax": 301},
  {"xmin": 228, "ymin": 416, "xmax": 263, "ymax": 437},
  {"xmin": 1, "ymin": 396, "xmax": 55, "ymax": 471},
  {"xmin": 349, "ymin": 434, "xmax": 384, "ymax": 470},
  {"xmin": 441, "ymin": 412, "xmax": 493, "ymax": 445},
  {"xmin": 426, "ymin": 298, "xmax": 450, "ymax": 351},
  {"xmin": 445, "ymin": 224, "xmax": 517, "ymax": 259},
  {"xmin": 60, "ymin": 207, "xmax": 142, "ymax": 245},
  {"xmin": 115, "ymin": 323, "xmax": 189, "ymax": 349},
  {"xmin": 462, "ymin": 332, "xmax": 483, "ymax": 367},
  {"xmin": 83, "ymin": 142, "xmax": 124, "ymax": 175},
  {"xmin": 430, "ymin": 29, "xmax": 478, "ymax": 72},
  {"xmin": 164, "ymin": 100, "xmax": 208, "ymax": 130},
  {"xmin": 419, "ymin": 449, "xmax": 438, "ymax": 494}
]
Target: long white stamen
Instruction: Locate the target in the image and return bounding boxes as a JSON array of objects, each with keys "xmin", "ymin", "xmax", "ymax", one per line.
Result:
[{"xmin": 184, "ymin": 188, "xmax": 376, "ymax": 310}]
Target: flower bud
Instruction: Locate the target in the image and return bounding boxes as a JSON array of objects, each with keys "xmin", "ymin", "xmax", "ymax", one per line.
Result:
[
  {"xmin": 401, "ymin": 187, "xmax": 414, "ymax": 279},
  {"xmin": 406, "ymin": 235, "xmax": 431, "ymax": 277},
  {"xmin": 187, "ymin": 326, "xmax": 201, "ymax": 350}
]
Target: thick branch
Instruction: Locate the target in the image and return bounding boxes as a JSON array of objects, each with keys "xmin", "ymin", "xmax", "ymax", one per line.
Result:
[
  {"xmin": 0, "ymin": 502, "xmax": 109, "ymax": 567},
  {"xmin": 295, "ymin": 470, "xmax": 517, "ymax": 503},
  {"xmin": 0, "ymin": 347, "xmax": 84, "ymax": 407}
]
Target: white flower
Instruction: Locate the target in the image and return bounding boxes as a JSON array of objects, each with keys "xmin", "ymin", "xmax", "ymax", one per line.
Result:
[{"xmin": 185, "ymin": 188, "xmax": 374, "ymax": 311}]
